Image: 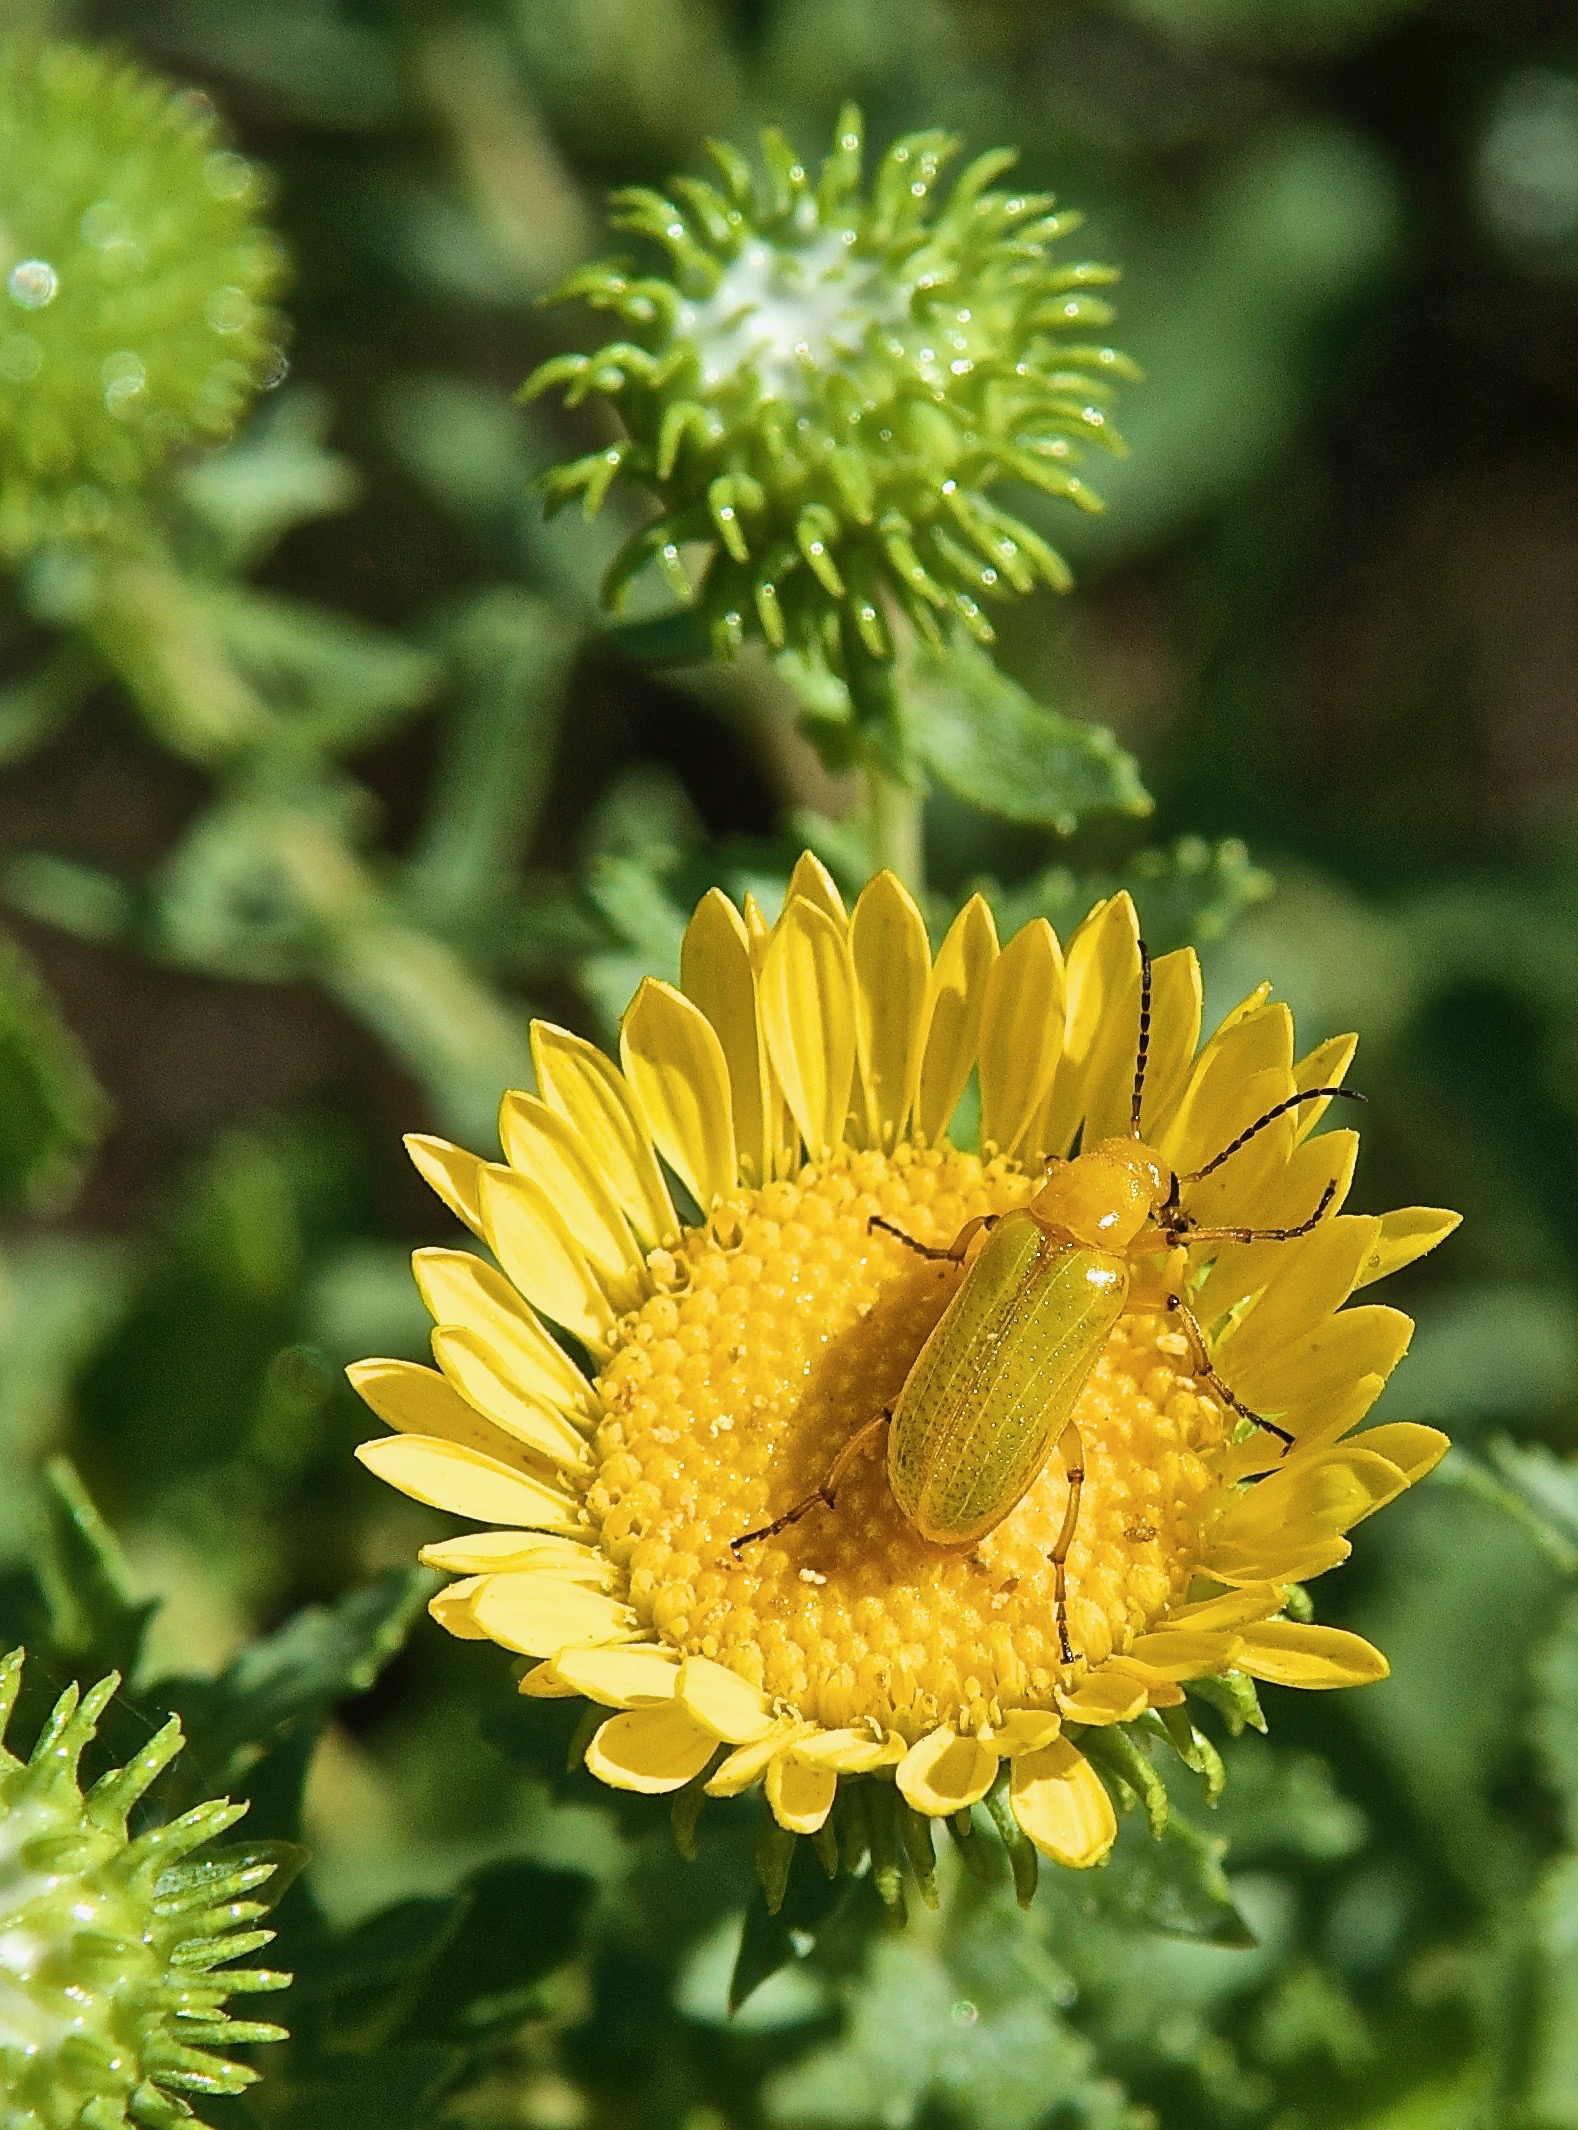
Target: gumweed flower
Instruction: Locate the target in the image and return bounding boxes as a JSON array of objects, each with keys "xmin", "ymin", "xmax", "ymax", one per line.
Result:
[
  {"xmin": 525, "ymin": 106, "xmax": 1135, "ymax": 678},
  {"xmin": 0, "ymin": 40, "xmax": 286, "ymax": 554},
  {"xmin": 351, "ymin": 856, "xmax": 1457, "ymax": 1891},
  {"xmin": 0, "ymin": 1648, "xmax": 289, "ymax": 2128}
]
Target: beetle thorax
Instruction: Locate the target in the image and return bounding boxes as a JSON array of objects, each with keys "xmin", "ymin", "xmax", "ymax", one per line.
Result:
[{"xmin": 1027, "ymin": 1136, "xmax": 1171, "ymax": 1251}]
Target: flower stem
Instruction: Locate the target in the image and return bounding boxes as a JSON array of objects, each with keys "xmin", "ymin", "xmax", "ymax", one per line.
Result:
[{"xmin": 865, "ymin": 759, "xmax": 925, "ymax": 896}]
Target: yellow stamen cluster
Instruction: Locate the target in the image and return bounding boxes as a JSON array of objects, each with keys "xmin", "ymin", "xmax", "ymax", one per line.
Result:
[{"xmin": 593, "ymin": 1145, "xmax": 1225, "ymax": 1737}]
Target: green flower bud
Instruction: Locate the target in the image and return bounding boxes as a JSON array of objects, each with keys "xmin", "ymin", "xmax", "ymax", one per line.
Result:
[
  {"xmin": 0, "ymin": 41, "xmax": 287, "ymax": 556},
  {"xmin": 527, "ymin": 103, "xmax": 1136, "ymax": 677},
  {"xmin": 0, "ymin": 1649, "xmax": 289, "ymax": 2130}
]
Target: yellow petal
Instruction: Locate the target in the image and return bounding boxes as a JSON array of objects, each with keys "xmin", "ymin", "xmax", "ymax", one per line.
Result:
[
  {"xmin": 420, "ymin": 1531, "xmax": 607, "ymax": 1579},
  {"xmin": 1123, "ymin": 1629, "xmax": 1242, "ymax": 1679},
  {"xmin": 1162, "ymin": 1001, "xmax": 1295, "ymax": 1185},
  {"xmin": 766, "ymin": 1752, "xmax": 838, "ymax": 1833},
  {"xmin": 405, "ymin": 1133, "xmax": 485, "ymax": 1232},
  {"xmin": 354, "ymin": 1434, "xmax": 581, "ymax": 1531},
  {"xmin": 1291, "ymin": 1032, "xmax": 1359, "ymax": 1142},
  {"xmin": 584, "ymin": 1703, "xmax": 717, "ymax": 1793},
  {"xmin": 986, "ymin": 1709, "xmax": 1064, "ymax": 1754},
  {"xmin": 429, "ymin": 1577, "xmax": 491, "ymax": 1639},
  {"xmin": 791, "ymin": 1728, "xmax": 906, "ymax": 1773},
  {"xmin": 1204, "ymin": 1533, "xmax": 1352, "ymax": 1586},
  {"xmin": 1010, "ymin": 1738, "xmax": 1117, "ymax": 1867},
  {"xmin": 680, "ymin": 888, "xmax": 773, "ymax": 1184},
  {"xmin": 677, "ymin": 1655, "xmax": 774, "ymax": 1743},
  {"xmin": 346, "ymin": 1357, "xmax": 521, "ymax": 1464},
  {"xmin": 1236, "ymin": 1620, "xmax": 1389, "ymax": 1690},
  {"xmin": 1133, "ymin": 947, "xmax": 1203, "ymax": 1144},
  {"xmin": 1193, "ymin": 1129, "xmax": 1360, "ymax": 1325},
  {"xmin": 849, "ymin": 869, "xmax": 931, "ymax": 1148},
  {"xmin": 760, "ymin": 896, "xmax": 858, "ymax": 1162},
  {"xmin": 1207, "ymin": 1445, "xmax": 1409, "ymax": 1558},
  {"xmin": 478, "ymin": 1163, "xmax": 615, "ymax": 1350},
  {"xmin": 705, "ymin": 1720, "xmax": 815, "ymax": 1797},
  {"xmin": 916, "ymin": 894, "xmax": 998, "ymax": 1143},
  {"xmin": 470, "ymin": 1572, "xmax": 638, "ymax": 1658},
  {"xmin": 552, "ymin": 1642, "xmax": 682, "ymax": 1706},
  {"xmin": 1055, "ymin": 1672, "xmax": 1147, "ymax": 1726},
  {"xmin": 785, "ymin": 849, "xmax": 848, "ymax": 926},
  {"xmin": 498, "ymin": 1091, "xmax": 647, "ymax": 1298},
  {"xmin": 431, "ymin": 1326, "xmax": 592, "ymax": 1472},
  {"xmin": 520, "ymin": 1661, "xmax": 581, "ymax": 1698},
  {"xmin": 412, "ymin": 1248, "xmax": 593, "ymax": 1419},
  {"xmin": 620, "ymin": 977, "xmax": 738, "ymax": 1209},
  {"xmin": 1215, "ymin": 1216, "xmax": 1382, "ymax": 1385},
  {"xmin": 978, "ymin": 918, "xmax": 1064, "ymax": 1159},
  {"xmin": 896, "ymin": 1727, "xmax": 999, "ymax": 1815},
  {"xmin": 1356, "ymin": 1207, "xmax": 1462, "ymax": 1289},
  {"xmin": 1232, "ymin": 1305, "xmax": 1414, "ymax": 1418},
  {"xmin": 1039, "ymin": 893, "xmax": 1141, "ymax": 1156},
  {"xmin": 1162, "ymin": 1583, "xmax": 1285, "ymax": 1633},
  {"xmin": 531, "ymin": 1021, "xmax": 678, "ymax": 1249},
  {"xmin": 1353, "ymin": 1421, "xmax": 1449, "ymax": 1485}
]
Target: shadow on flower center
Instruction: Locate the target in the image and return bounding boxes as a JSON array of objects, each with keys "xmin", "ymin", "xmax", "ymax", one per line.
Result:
[{"xmin": 588, "ymin": 1141, "xmax": 1227, "ymax": 1740}]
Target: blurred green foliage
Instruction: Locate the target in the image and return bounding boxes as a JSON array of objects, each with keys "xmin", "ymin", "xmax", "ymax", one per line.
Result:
[{"xmin": 1, "ymin": 0, "xmax": 1577, "ymax": 2126}]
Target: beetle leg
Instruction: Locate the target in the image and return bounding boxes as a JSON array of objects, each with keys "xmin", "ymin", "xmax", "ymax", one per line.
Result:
[
  {"xmin": 1163, "ymin": 1178, "xmax": 1338, "ymax": 1250},
  {"xmin": 868, "ymin": 1212, "xmax": 997, "ymax": 1263},
  {"xmin": 729, "ymin": 1410, "xmax": 891, "ymax": 1557},
  {"xmin": 1049, "ymin": 1420, "xmax": 1085, "ymax": 1668},
  {"xmin": 1165, "ymin": 1294, "xmax": 1293, "ymax": 1449}
]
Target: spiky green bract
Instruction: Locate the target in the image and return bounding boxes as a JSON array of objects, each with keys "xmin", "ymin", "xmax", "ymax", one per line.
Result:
[
  {"xmin": 0, "ymin": 42, "xmax": 287, "ymax": 557},
  {"xmin": 526, "ymin": 105, "xmax": 1136, "ymax": 687},
  {"xmin": 0, "ymin": 1649, "xmax": 289, "ymax": 2130}
]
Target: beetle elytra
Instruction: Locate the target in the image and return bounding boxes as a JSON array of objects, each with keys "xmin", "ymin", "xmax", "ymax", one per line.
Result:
[{"xmin": 730, "ymin": 943, "xmax": 1363, "ymax": 1669}]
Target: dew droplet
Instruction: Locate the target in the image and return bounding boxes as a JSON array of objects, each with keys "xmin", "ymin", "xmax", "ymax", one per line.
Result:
[
  {"xmin": 204, "ymin": 285, "xmax": 252, "ymax": 335},
  {"xmin": 203, "ymin": 150, "xmax": 254, "ymax": 202},
  {"xmin": 0, "ymin": 333, "xmax": 42, "ymax": 382},
  {"xmin": 7, "ymin": 260, "xmax": 57, "ymax": 311},
  {"xmin": 101, "ymin": 350, "xmax": 147, "ymax": 413},
  {"xmin": 80, "ymin": 201, "xmax": 126, "ymax": 247}
]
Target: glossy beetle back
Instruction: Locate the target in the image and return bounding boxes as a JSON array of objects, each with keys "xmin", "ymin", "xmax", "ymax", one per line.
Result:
[{"xmin": 888, "ymin": 1209, "xmax": 1129, "ymax": 1546}]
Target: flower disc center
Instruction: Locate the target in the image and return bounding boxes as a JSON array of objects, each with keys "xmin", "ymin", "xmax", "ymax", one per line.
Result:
[{"xmin": 588, "ymin": 1145, "xmax": 1228, "ymax": 1739}]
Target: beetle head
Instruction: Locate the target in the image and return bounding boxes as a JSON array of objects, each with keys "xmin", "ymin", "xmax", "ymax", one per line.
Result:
[{"xmin": 1028, "ymin": 1137, "xmax": 1171, "ymax": 1250}]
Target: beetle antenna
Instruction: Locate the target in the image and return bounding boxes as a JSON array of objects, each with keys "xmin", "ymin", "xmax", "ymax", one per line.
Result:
[
  {"xmin": 1185, "ymin": 1086, "xmax": 1365, "ymax": 1182},
  {"xmin": 1130, "ymin": 940, "xmax": 1153, "ymax": 1138}
]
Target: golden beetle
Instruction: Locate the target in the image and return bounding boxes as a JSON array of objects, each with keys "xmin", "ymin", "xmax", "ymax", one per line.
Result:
[{"xmin": 732, "ymin": 944, "xmax": 1359, "ymax": 1665}]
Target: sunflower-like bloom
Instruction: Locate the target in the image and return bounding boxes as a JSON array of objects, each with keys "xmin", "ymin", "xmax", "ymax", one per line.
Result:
[
  {"xmin": 352, "ymin": 857, "xmax": 1456, "ymax": 1877},
  {"xmin": 526, "ymin": 107, "xmax": 1133, "ymax": 676},
  {"xmin": 0, "ymin": 41, "xmax": 286, "ymax": 554},
  {"xmin": 0, "ymin": 1649, "xmax": 289, "ymax": 2129}
]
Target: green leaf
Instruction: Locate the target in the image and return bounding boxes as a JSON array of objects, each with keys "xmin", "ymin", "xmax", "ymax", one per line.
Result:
[
  {"xmin": 163, "ymin": 1567, "xmax": 435, "ymax": 1792},
  {"xmin": 411, "ymin": 1861, "xmax": 594, "ymax": 2037},
  {"xmin": 198, "ymin": 586, "xmax": 440, "ymax": 749},
  {"xmin": 1081, "ymin": 1808, "xmax": 1258, "ymax": 1947},
  {"xmin": 602, "ymin": 604, "xmax": 714, "ymax": 665},
  {"xmin": 1533, "ymin": 1589, "xmax": 1578, "ymax": 1845},
  {"xmin": 0, "ymin": 929, "xmax": 107, "ymax": 1212},
  {"xmin": 732, "ymin": 1838, "xmax": 857, "ymax": 2013},
  {"xmin": 908, "ymin": 637, "xmax": 1151, "ymax": 831},
  {"xmin": 267, "ymin": 2045, "xmax": 465, "ymax": 2130},
  {"xmin": 986, "ymin": 835, "xmax": 1273, "ymax": 956},
  {"xmin": 178, "ymin": 387, "xmax": 359, "ymax": 569},
  {"xmin": 30, "ymin": 1455, "xmax": 155, "ymax": 1683},
  {"xmin": 405, "ymin": 590, "xmax": 579, "ymax": 930}
]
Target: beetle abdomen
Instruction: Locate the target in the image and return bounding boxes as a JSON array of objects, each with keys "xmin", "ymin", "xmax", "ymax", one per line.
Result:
[{"xmin": 887, "ymin": 1210, "xmax": 1128, "ymax": 1546}]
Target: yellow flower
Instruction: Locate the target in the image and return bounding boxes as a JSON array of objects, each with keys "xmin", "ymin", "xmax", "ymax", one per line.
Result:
[{"xmin": 350, "ymin": 855, "xmax": 1457, "ymax": 1878}]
